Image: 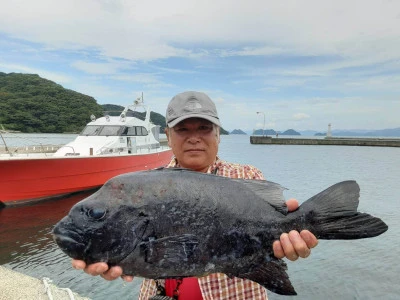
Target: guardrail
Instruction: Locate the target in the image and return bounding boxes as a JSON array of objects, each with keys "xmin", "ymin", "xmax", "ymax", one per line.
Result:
[{"xmin": 0, "ymin": 145, "xmax": 63, "ymax": 154}]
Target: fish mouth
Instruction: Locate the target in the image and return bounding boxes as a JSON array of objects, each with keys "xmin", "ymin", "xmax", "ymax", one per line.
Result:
[
  {"xmin": 53, "ymin": 230, "xmax": 86, "ymax": 260},
  {"xmin": 52, "ymin": 217, "xmax": 155, "ymax": 265},
  {"xmin": 52, "ymin": 217, "xmax": 87, "ymax": 260}
]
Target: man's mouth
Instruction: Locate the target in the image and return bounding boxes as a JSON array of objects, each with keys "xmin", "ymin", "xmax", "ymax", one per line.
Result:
[{"xmin": 185, "ymin": 149, "xmax": 204, "ymax": 152}]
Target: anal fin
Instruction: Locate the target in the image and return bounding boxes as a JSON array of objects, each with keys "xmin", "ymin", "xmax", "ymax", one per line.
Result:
[{"xmin": 237, "ymin": 257, "xmax": 297, "ymax": 295}]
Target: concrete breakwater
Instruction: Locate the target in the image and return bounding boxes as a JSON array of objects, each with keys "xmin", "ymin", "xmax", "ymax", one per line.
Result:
[{"xmin": 250, "ymin": 136, "xmax": 400, "ymax": 147}]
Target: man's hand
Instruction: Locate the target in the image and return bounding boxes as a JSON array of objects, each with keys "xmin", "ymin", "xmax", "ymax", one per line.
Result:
[
  {"xmin": 273, "ymin": 198, "xmax": 319, "ymax": 261},
  {"xmin": 71, "ymin": 260, "xmax": 134, "ymax": 282}
]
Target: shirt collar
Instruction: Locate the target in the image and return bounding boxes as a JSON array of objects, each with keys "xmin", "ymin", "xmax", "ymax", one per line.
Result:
[{"xmin": 167, "ymin": 156, "xmax": 221, "ymax": 174}]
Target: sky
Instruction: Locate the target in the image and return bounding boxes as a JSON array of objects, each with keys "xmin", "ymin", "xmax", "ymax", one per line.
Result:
[{"xmin": 1, "ymin": 0, "xmax": 400, "ymax": 133}]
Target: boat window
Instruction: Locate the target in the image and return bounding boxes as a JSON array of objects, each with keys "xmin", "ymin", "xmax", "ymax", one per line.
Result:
[
  {"xmin": 81, "ymin": 125, "xmax": 102, "ymax": 136},
  {"xmin": 125, "ymin": 127, "xmax": 136, "ymax": 136},
  {"xmin": 99, "ymin": 126, "xmax": 124, "ymax": 136},
  {"xmin": 136, "ymin": 126, "xmax": 148, "ymax": 136},
  {"xmin": 122, "ymin": 126, "xmax": 148, "ymax": 136}
]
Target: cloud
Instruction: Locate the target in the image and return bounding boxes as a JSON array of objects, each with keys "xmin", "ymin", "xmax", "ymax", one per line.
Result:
[
  {"xmin": 1, "ymin": 0, "xmax": 399, "ymax": 63},
  {"xmin": 0, "ymin": 62, "xmax": 72, "ymax": 84},
  {"xmin": 71, "ymin": 60, "xmax": 135, "ymax": 75},
  {"xmin": 0, "ymin": 0, "xmax": 399, "ymax": 131},
  {"xmin": 293, "ymin": 113, "xmax": 310, "ymax": 121}
]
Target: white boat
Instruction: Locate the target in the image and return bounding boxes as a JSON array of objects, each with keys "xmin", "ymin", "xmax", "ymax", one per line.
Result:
[{"xmin": 0, "ymin": 96, "xmax": 172, "ymax": 206}]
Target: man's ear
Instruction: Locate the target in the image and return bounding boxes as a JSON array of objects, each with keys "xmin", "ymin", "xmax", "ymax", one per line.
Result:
[
  {"xmin": 165, "ymin": 127, "xmax": 172, "ymax": 147},
  {"xmin": 216, "ymin": 127, "xmax": 221, "ymax": 143}
]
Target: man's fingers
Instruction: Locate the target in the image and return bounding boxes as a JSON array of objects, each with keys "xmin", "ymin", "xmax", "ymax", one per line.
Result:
[
  {"xmin": 300, "ymin": 230, "xmax": 319, "ymax": 249},
  {"xmin": 71, "ymin": 259, "xmax": 86, "ymax": 270},
  {"xmin": 286, "ymin": 198, "xmax": 299, "ymax": 212},
  {"xmin": 273, "ymin": 240, "xmax": 285, "ymax": 259},
  {"xmin": 85, "ymin": 262, "xmax": 109, "ymax": 276},
  {"xmin": 99, "ymin": 266, "xmax": 123, "ymax": 281},
  {"xmin": 279, "ymin": 233, "xmax": 298, "ymax": 261},
  {"xmin": 71, "ymin": 260, "xmax": 129, "ymax": 282},
  {"xmin": 288, "ymin": 230, "xmax": 310, "ymax": 258},
  {"xmin": 121, "ymin": 275, "xmax": 134, "ymax": 282}
]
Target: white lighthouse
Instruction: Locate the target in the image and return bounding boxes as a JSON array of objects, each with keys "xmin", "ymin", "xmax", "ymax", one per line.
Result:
[{"xmin": 327, "ymin": 123, "xmax": 332, "ymax": 138}]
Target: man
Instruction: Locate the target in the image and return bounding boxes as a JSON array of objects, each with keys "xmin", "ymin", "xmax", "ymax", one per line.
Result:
[{"xmin": 72, "ymin": 91, "xmax": 318, "ymax": 299}]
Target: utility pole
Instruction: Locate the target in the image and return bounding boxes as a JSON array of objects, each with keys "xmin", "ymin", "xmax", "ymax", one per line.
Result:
[{"xmin": 256, "ymin": 112, "xmax": 265, "ymax": 137}]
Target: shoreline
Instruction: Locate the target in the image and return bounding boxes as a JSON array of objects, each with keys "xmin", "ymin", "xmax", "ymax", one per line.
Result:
[{"xmin": 0, "ymin": 266, "xmax": 90, "ymax": 300}]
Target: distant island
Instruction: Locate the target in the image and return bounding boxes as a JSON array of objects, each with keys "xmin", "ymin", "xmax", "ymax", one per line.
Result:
[
  {"xmin": 282, "ymin": 129, "xmax": 300, "ymax": 135},
  {"xmin": 253, "ymin": 129, "xmax": 301, "ymax": 136},
  {"xmin": 230, "ymin": 129, "xmax": 246, "ymax": 135}
]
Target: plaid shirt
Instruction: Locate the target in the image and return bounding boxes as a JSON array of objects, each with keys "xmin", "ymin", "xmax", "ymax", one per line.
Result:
[{"xmin": 138, "ymin": 157, "xmax": 268, "ymax": 300}]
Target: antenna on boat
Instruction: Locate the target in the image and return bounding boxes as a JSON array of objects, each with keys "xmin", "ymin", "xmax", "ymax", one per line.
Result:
[
  {"xmin": 124, "ymin": 92, "xmax": 146, "ymax": 117},
  {"xmin": 134, "ymin": 93, "xmax": 144, "ymax": 106},
  {"xmin": 0, "ymin": 124, "xmax": 11, "ymax": 155}
]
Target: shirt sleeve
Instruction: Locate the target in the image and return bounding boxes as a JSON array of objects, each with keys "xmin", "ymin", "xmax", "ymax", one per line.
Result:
[{"xmin": 244, "ymin": 165, "xmax": 265, "ymax": 180}]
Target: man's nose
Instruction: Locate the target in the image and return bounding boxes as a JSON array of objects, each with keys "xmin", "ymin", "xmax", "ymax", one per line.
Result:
[{"xmin": 187, "ymin": 131, "xmax": 201, "ymax": 142}]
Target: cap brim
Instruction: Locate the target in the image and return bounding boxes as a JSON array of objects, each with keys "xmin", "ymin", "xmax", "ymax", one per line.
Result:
[{"xmin": 167, "ymin": 114, "xmax": 221, "ymax": 128}]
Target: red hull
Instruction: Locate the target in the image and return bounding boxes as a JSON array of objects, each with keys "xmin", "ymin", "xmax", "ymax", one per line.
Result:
[{"xmin": 0, "ymin": 149, "xmax": 172, "ymax": 205}]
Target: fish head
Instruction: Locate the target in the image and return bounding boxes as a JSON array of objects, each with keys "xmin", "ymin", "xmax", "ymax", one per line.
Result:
[{"xmin": 52, "ymin": 186, "xmax": 157, "ymax": 266}]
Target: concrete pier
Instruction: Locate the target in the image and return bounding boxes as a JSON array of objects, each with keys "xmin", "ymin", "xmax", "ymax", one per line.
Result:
[
  {"xmin": 250, "ymin": 136, "xmax": 400, "ymax": 147},
  {"xmin": 0, "ymin": 266, "xmax": 90, "ymax": 300}
]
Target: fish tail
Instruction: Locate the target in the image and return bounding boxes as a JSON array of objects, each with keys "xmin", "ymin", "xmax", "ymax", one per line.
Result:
[{"xmin": 294, "ymin": 180, "xmax": 388, "ymax": 239}]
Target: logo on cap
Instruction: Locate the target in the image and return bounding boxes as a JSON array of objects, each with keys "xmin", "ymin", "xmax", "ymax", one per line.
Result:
[{"xmin": 184, "ymin": 100, "xmax": 202, "ymax": 111}]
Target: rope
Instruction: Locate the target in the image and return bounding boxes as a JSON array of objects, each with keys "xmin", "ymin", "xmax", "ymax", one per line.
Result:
[
  {"xmin": 42, "ymin": 277, "xmax": 76, "ymax": 300},
  {"xmin": 59, "ymin": 287, "xmax": 76, "ymax": 299},
  {"xmin": 42, "ymin": 277, "xmax": 54, "ymax": 300}
]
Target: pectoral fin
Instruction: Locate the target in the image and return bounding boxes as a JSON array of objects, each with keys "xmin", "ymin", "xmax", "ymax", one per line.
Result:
[{"xmin": 140, "ymin": 234, "xmax": 199, "ymax": 264}]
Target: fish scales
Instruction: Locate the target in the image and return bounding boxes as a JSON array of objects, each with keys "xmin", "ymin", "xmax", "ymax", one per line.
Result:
[{"xmin": 53, "ymin": 168, "xmax": 388, "ymax": 295}]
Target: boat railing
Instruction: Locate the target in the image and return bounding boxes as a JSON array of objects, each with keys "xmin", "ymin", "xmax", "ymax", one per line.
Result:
[
  {"xmin": 97, "ymin": 143, "xmax": 168, "ymax": 155},
  {"xmin": 56, "ymin": 145, "xmax": 78, "ymax": 156},
  {"xmin": 0, "ymin": 144, "xmax": 63, "ymax": 156},
  {"xmin": 0, "ymin": 128, "xmax": 65, "ymax": 156}
]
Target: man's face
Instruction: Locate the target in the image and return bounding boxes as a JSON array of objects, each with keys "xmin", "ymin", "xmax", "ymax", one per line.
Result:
[{"xmin": 165, "ymin": 118, "xmax": 220, "ymax": 172}]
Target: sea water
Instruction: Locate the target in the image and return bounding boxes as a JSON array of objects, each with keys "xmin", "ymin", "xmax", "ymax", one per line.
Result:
[{"xmin": 0, "ymin": 134, "xmax": 399, "ymax": 299}]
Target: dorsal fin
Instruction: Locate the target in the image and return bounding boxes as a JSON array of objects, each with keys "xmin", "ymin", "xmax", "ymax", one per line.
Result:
[
  {"xmin": 235, "ymin": 179, "xmax": 288, "ymax": 215},
  {"xmin": 152, "ymin": 168, "xmax": 288, "ymax": 214}
]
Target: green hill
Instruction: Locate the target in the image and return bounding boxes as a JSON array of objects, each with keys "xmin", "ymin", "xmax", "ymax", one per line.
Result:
[
  {"xmin": 0, "ymin": 72, "xmax": 104, "ymax": 133},
  {"xmin": 0, "ymin": 73, "xmax": 168, "ymax": 133}
]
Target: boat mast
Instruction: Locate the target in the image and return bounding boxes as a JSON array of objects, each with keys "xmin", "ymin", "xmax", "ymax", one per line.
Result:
[{"xmin": 0, "ymin": 124, "xmax": 11, "ymax": 155}]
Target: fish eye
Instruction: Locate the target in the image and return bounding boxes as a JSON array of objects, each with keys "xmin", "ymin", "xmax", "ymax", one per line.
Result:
[
  {"xmin": 87, "ymin": 207, "xmax": 107, "ymax": 220},
  {"xmin": 138, "ymin": 211, "xmax": 148, "ymax": 217}
]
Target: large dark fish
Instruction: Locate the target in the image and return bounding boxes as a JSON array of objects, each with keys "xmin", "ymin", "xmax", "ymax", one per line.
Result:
[{"xmin": 53, "ymin": 168, "xmax": 388, "ymax": 295}]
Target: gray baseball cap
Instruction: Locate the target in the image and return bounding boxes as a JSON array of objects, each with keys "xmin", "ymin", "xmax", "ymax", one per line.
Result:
[{"xmin": 166, "ymin": 91, "xmax": 221, "ymax": 128}]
